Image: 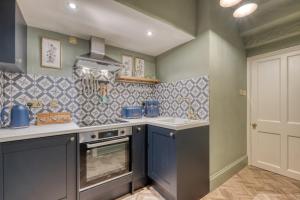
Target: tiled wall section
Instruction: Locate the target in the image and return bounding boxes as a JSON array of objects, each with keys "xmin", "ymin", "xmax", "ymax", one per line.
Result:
[
  {"xmin": 0, "ymin": 72, "xmax": 4, "ymax": 110},
  {"xmin": 1, "ymin": 70, "xmax": 154, "ymax": 125},
  {"xmin": 0, "ymin": 70, "xmax": 209, "ymax": 125},
  {"xmin": 154, "ymin": 76, "xmax": 209, "ymax": 121},
  {"xmin": 2, "ymin": 72, "xmax": 79, "ymax": 124},
  {"xmin": 73, "ymin": 68, "xmax": 155, "ymax": 125}
]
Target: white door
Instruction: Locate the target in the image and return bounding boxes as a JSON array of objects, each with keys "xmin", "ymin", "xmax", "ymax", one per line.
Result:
[{"xmin": 250, "ymin": 48, "xmax": 300, "ymax": 180}]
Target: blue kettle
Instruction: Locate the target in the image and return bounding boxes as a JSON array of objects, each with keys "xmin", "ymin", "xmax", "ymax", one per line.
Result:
[{"xmin": 1, "ymin": 104, "xmax": 33, "ymax": 128}]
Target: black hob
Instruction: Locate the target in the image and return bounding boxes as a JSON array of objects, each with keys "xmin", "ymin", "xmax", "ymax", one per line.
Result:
[{"xmin": 77, "ymin": 119, "xmax": 128, "ymax": 127}]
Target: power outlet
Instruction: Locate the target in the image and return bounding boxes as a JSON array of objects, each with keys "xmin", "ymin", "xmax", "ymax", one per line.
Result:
[{"xmin": 29, "ymin": 100, "xmax": 43, "ymax": 108}]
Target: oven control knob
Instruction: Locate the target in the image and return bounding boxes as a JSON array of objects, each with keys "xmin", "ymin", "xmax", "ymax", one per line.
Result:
[
  {"xmin": 91, "ymin": 134, "xmax": 97, "ymax": 139},
  {"xmin": 121, "ymin": 130, "xmax": 125, "ymax": 134}
]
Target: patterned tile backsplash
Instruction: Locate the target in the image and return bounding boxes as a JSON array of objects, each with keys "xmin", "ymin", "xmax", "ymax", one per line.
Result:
[
  {"xmin": 0, "ymin": 69, "xmax": 209, "ymax": 126},
  {"xmin": 154, "ymin": 76, "xmax": 209, "ymax": 120},
  {"xmin": 0, "ymin": 72, "xmax": 4, "ymax": 111}
]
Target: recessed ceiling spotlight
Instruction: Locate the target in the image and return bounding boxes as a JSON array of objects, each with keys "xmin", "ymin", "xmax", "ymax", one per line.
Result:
[
  {"xmin": 147, "ymin": 31, "xmax": 153, "ymax": 37},
  {"xmin": 68, "ymin": 2, "xmax": 77, "ymax": 10},
  {"xmin": 220, "ymin": 0, "xmax": 242, "ymax": 7},
  {"xmin": 233, "ymin": 3, "xmax": 258, "ymax": 18}
]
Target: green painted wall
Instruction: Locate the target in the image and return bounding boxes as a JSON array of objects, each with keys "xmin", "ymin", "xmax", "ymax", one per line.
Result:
[
  {"xmin": 156, "ymin": 32, "xmax": 210, "ymax": 81},
  {"xmin": 27, "ymin": 27, "xmax": 88, "ymax": 77},
  {"xmin": 106, "ymin": 46, "xmax": 156, "ymax": 79},
  {"xmin": 115, "ymin": 0, "xmax": 197, "ymax": 36},
  {"xmin": 27, "ymin": 27, "xmax": 156, "ymax": 77},
  {"xmin": 156, "ymin": 0, "xmax": 247, "ymax": 190},
  {"xmin": 156, "ymin": 0, "xmax": 210, "ymax": 81}
]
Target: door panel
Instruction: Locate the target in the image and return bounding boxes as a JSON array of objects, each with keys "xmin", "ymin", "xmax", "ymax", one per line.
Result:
[
  {"xmin": 257, "ymin": 58, "xmax": 281, "ymax": 122},
  {"xmin": 287, "ymin": 54, "xmax": 300, "ymax": 124},
  {"xmin": 251, "ymin": 56, "xmax": 284, "ymax": 173},
  {"xmin": 285, "ymin": 52, "xmax": 300, "ymax": 179},
  {"xmin": 255, "ymin": 132, "xmax": 281, "ymax": 169},
  {"xmin": 148, "ymin": 126, "xmax": 176, "ymax": 195},
  {"xmin": 287, "ymin": 136, "xmax": 300, "ymax": 176},
  {"xmin": 4, "ymin": 145, "xmax": 67, "ymax": 200},
  {"xmin": 250, "ymin": 49, "xmax": 300, "ymax": 180},
  {"xmin": 0, "ymin": 134, "xmax": 77, "ymax": 200}
]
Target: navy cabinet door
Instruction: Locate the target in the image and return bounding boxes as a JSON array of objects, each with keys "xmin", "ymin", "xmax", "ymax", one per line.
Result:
[
  {"xmin": 0, "ymin": 134, "xmax": 77, "ymax": 200},
  {"xmin": 148, "ymin": 125, "xmax": 176, "ymax": 194},
  {"xmin": 132, "ymin": 125, "xmax": 147, "ymax": 190}
]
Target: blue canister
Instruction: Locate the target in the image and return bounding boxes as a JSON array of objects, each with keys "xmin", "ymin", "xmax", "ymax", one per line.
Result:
[
  {"xmin": 144, "ymin": 100, "xmax": 160, "ymax": 117},
  {"xmin": 121, "ymin": 106, "xmax": 143, "ymax": 119}
]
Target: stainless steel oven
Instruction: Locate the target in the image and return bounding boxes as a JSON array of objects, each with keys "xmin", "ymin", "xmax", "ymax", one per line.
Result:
[{"xmin": 79, "ymin": 127, "xmax": 132, "ymax": 191}]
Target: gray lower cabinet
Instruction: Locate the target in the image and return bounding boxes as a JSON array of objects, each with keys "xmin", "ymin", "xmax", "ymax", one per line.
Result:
[
  {"xmin": 148, "ymin": 125, "xmax": 209, "ymax": 200},
  {"xmin": 0, "ymin": 134, "xmax": 77, "ymax": 200}
]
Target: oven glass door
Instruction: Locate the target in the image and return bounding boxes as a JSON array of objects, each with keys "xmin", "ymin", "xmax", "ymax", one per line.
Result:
[{"xmin": 80, "ymin": 137, "xmax": 131, "ymax": 189}]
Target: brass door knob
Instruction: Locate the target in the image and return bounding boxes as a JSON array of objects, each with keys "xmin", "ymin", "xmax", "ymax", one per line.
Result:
[{"xmin": 252, "ymin": 123, "xmax": 257, "ymax": 129}]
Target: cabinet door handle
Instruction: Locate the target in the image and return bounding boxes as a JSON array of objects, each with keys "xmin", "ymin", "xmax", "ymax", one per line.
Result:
[
  {"xmin": 70, "ymin": 137, "xmax": 75, "ymax": 142},
  {"xmin": 169, "ymin": 132, "xmax": 175, "ymax": 137}
]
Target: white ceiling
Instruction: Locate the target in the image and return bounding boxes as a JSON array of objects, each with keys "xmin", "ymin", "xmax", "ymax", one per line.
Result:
[{"xmin": 17, "ymin": 0, "xmax": 194, "ymax": 56}]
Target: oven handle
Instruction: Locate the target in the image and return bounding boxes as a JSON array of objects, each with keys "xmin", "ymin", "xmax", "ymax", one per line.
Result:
[{"xmin": 85, "ymin": 137, "xmax": 129, "ymax": 149}]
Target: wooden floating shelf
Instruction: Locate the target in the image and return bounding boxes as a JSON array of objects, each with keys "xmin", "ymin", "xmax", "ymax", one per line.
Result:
[{"xmin": 116, "ymin": 76, "xmax": 160, "ymax": 84}]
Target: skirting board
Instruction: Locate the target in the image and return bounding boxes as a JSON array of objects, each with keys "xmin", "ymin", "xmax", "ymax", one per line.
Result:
[{"xmin": 209, "ymin": 155, "xmax": 248, "ymax": 191}]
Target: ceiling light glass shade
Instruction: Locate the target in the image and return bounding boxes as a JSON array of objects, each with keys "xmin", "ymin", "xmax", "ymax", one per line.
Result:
[
  {"xmin": 68, "ymin": 2, "xmax": 77, "ymax": 10},
  {"xmin": 233, "ymin": 3, "xmax": 258, "ymax": 18},
  {"xmin": 220, "ymin": 0, "xmax": 242, "ymax": 7},
  {"xmin": 147, "ymin": 31, "xmax": 153, "ymax": 36}
]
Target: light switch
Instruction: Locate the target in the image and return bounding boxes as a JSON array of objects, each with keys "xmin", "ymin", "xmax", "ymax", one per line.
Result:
[{"xmin": 239, "ymin": 89, "xmax": 247, "ymax": 96}]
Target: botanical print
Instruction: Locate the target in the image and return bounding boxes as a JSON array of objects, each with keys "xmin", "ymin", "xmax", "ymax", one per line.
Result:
[
  {"xmin": 121, "ymin": 55, "xmax": 133, "ymax": 76},
  {"xmin": 41, "ymin": 37, "xmax": 61, "ymax": 69},
  {"xmin": 135, "ymin": 58, "xmax": 145, "ymax": 77}
]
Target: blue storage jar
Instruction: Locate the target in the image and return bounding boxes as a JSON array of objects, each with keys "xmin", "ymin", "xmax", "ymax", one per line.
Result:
[
  {"xmin": 121, "ymin": 106, "xmax": 143, "ymax": 119},
  {"xmin": 144, "ymin": 100, "xmax": 160, "ymax": 117}
]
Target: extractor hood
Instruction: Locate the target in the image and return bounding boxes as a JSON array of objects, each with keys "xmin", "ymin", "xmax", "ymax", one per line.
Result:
[{"xmin": 75, "ymin": 37, "xmax": 122, "ymax": 73}]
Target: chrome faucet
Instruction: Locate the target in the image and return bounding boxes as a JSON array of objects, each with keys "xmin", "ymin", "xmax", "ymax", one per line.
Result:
[{"xmin": 178, "ymin": 97, "xmax": 197, "ymax": 120}]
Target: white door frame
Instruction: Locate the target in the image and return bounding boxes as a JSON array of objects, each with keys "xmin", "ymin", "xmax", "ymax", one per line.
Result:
[{"xmin": 247, "ymin": 45, "xmax": 300, "ymax": 165}]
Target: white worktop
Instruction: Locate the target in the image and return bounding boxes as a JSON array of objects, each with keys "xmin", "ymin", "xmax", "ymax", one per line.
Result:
[
  {"xmin": 0, "ymin": 117, "xmax": 209, "ymax": 143},
  {"xmin": 123, "ymin": 117, "xmax": 209, "ymax": 131}
]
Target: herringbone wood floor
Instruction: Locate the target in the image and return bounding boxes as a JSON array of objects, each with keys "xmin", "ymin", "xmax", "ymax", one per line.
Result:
[
  {"xmin": 202, "ymin": 166, "xmax": 300, "ymax": 200},
  {"xmin": 121, "ymin": 166, "xmax": 300, "ymax": 200}
]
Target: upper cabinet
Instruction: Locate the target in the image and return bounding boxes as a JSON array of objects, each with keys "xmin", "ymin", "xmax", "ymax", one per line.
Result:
[{"xmin": 0, "ymin": 0, "xmax": 27, "ymax": 73}]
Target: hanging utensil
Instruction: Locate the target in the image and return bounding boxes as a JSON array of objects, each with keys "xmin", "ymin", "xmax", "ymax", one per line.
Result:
[
  {"xmin": 102, "ymin": 84, "xmax": 109, "ymax": 104},
  {"xmin": 94, "ymin": 75, "xmax": 97, "ymax": 94},
  {"xmin": 81, "ymin": 76, "xmax": 86, "ymax": 95}
]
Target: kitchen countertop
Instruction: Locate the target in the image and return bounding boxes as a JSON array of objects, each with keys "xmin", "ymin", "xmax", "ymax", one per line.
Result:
[
  {"xmin": 123, "ymin": 117, "xmax": 209, "ymax": 131},
  {"xmin": 0, "ymin": 117, "xmax": 209, "ymax": 143}
]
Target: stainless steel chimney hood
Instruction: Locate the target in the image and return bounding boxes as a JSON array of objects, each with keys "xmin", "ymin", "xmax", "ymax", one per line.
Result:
[{"xmin": 75, "ymin": 37, "xmax": 122, "ymax": 73}]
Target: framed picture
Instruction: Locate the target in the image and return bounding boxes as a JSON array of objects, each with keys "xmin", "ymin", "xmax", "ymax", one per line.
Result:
[
  {"xmin": 41, "ymin": 37, "xmax": 61, "ymax": 69},
  {"xmin": 135, "ymin": 58, "xmax": 145, "ymax": 77},
  {"xmin": 121, "ymin": 55, "xmax": 133, "ymax": 76}
]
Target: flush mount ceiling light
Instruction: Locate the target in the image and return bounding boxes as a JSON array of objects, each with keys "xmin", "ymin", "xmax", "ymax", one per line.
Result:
[
  {"xmin": 220, "ymin": 0, "xmax": 242, "ymax": 7},
  {"xmin": 68, "ymin": 2, "xmax": 77, "ymax": 10},
  {"xmin": 233, "ymin": 3, "xmax": 258, "ymax": 18},
  {"xmin": 147, "ymin": 31, "xmax": 153, "ymax": 37}
]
